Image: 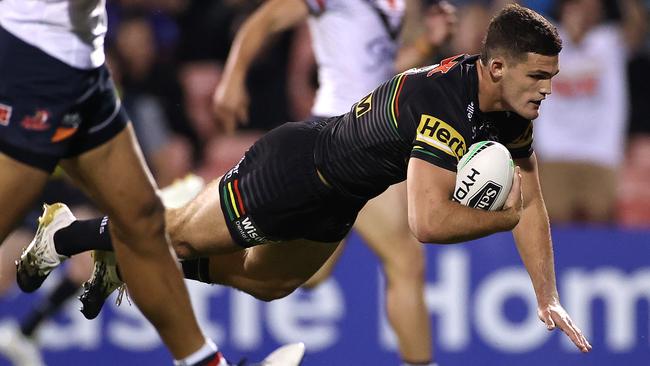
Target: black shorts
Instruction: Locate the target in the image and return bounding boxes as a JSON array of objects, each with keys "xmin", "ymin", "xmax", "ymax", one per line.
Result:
[
  {"xmin": 0, "ymin": 26, "xmax": 128, "ymax": 173},
  {"xmin": 219, "ymin": 120, "xmax": 367, "ymax": 247}
]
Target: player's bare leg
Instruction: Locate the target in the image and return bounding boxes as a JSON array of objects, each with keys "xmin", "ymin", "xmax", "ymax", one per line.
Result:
[
  {"xmin": 164, "ymin": 179, "xmax": 241, "ymax": 258},
  {"xmin": 0, "ymin": 156, "xmax": 49, "ymax": 366},
  {"xmin": 354, "ymin": 183, "xmax": 433, "ymax": 365},
  {"xmin": 0, "ymin": 154, "xmax": 50, "ymax": 248},
  {"xmin": 302, "ymin": 239, "xmax": 346, "ymax": 289},
  {"xmin": 59, "ymin": 124, "xmax": 205, "ymax": 359},
  {"xmin": 0, "ymin": 230, "xmax": 33, "ymax": 293},
  {"xmin": 295, "ymin": 181, "xmax": 433, "ymax": 364},
  {"xmin": 165, "ymin": 178, "xmax": 340, "ymax": 300},
  {"xmin": 205, "ymin": 239, "xmax": 339, "ymax": 301}
]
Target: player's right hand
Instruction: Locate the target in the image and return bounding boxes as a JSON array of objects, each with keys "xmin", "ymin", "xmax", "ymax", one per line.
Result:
[
  {"xmin": 502, "ymin": 166, "xmax": 522, "ymax": 226},
  {"xmin": 213, "ymin": 78, "xmax": 250, "ymax": 135},
  {"xmin": 537, "ymin": 300, "xmax": 592, "ymax": 353}
]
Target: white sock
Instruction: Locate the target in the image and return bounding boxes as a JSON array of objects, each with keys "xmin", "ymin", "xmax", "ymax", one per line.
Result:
[{"xmin": 173, "ymin": 338, "xmax": 219, "ymax": 366}]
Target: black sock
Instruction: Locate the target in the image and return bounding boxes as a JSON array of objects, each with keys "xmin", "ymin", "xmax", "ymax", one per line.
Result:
[
  {"xmin": 54, "ymin": 216, "xmax": 113, "ymax": 257},
  {"xmin": 181, "ymin": 258, "xmax": 211, "ymax": 284},
  {"xmin": 20, "ymin": 277, "xmax": 79, "ymax": 337}
]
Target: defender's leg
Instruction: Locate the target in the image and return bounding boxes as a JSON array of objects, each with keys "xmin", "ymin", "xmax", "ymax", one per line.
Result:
[
  {"xmin": 355, "ymin": 182, "xmax": 433, "ymax": 365},
  {"xmin": 0, "ymin": 154, "xmax": 49, "ymax": 245},
  {"xmin": 60, "ymin": 125, "xmax": 204, "ymax": 359}
]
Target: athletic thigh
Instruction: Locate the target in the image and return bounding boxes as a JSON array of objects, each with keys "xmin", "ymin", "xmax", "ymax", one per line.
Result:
[
  {"xmin": 0, "ymin": 229, "xmax": 34, "ymax": 293},
  {"xmin": 207, "ymin": 239, "xmax": 340, "ymax": 299},
  {"xmin": 167, "ymin": 178, "xmax": 242, "ymax": 257},
  {"xmin": 59, "ymin": 124, "xmax": 162, "ymax": 232},
  {"xmin": 0, "ymin": 153, "xmax": 49, "ymax": 241},
  {"xmin": 353, "ymin": 182, "xmax": 425, "ymax": 266}
]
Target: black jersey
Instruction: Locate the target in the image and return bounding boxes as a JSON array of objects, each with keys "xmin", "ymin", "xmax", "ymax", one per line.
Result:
[
  {"xmin": 218, "ymin": 54, "xmax": 535, "ymax": 246},
  {"xmin": 314, "ymin": 54, "xmax": 534, "ymax": 200}
]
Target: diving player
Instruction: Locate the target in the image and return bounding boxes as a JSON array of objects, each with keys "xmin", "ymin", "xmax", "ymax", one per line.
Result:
[{"xmin": 212, "ymin": 1, "xmax": 454, "ymax": 363}]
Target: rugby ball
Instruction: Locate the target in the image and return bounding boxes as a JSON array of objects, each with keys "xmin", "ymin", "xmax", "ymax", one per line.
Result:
[{"xmin": 453, "ymin": 141, "xmax": 514, "ymax": 211}]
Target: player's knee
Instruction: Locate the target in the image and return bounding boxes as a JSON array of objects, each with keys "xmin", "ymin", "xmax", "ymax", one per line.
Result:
[
  {"xmin": 250, "ymin": 288, "xmax": 294, "ymax": 302},
  {"xmin": 385, "ymin": 243, "xmax": 426, "ymax": 284},
  {"xmin": 173, "ymin": 241, "xmax": 199, "ymax": 260},
  {"xmin": 249, "ymin": 279, "xmax": 302, "ymax": 302},
  {"xmin": 110, "ymin": 195, "xmax": 166, "ymax": 244},
  {"xmin": 301, "ymin": 271, "xmax": 328, "ymax": 290}
]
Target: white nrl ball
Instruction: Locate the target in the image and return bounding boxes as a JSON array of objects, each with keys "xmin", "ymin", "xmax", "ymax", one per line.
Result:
[{"xmin": 453, "ymin": 141, "xmax": 514, "ymax": 211}]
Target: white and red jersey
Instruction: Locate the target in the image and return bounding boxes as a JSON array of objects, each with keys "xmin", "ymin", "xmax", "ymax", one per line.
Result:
[
  {"xmin": 0, "ymin": 0, "xmax": 107, "ymax": 69},
  {"xmin": 534, "ymin": 25, "xmax": 628, "ymax": 167},
  {"xmin": 304, "ymin": 0, "xmax": 405, "ymax": 117}
]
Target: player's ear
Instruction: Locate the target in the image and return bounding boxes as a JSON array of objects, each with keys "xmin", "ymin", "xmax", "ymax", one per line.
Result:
[{"xmin": 488, "ymin": 57, "xmax": 505, "ymax": 81}]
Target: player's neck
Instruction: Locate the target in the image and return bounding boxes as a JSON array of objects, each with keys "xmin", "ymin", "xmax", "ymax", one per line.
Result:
[{"xmin": 475, "ymin": 60, "xmax": 505, "ymax": 113}]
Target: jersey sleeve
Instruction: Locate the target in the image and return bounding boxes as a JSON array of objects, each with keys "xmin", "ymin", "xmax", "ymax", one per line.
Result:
[{"xmin": 396, "ymin": 66, "xmax": 470, "ymax": 172}]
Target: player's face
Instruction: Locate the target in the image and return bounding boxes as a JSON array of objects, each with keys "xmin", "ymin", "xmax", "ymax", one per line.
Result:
[{"xmin": 502, "ymin": 53, "xmax": 559, "ymax": 120}]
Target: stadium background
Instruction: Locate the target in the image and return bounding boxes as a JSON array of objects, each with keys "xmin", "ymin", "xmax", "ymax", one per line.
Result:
[{"xmin": 2, "ymin": 0, "xmax": 650, "ymax": 365}]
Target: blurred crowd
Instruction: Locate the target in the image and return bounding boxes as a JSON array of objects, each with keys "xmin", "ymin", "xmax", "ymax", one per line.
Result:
[{"xmin": 105, "ymin": 0, "xmax": 649, "ymax": 226}]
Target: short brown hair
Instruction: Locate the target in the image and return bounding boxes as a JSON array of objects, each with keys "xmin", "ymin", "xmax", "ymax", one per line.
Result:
[{"xmin": 480, "ymin": 4, "xmax": 562, "ymax": 64}]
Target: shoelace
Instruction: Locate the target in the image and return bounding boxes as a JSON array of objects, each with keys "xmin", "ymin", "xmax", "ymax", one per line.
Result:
[
  {"xmin": 115, "ymin": 284, "xmax": 130, "ymax": 306},
  {"xmin": 29, "ymin": 222, "xmax": 53, "ymax": 274},
  {"xmin": 91, "ymin": 260, "xmax": 130, "ymax": 306}
]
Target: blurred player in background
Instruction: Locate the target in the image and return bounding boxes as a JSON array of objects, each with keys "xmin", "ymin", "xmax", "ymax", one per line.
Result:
[
  {"xmin": 533, "ymin": 0, "xmax": 646, "ymax": 223},
  {"xmin": 212, "ymin": 1, "xmax": 455, "ymax": 364}
]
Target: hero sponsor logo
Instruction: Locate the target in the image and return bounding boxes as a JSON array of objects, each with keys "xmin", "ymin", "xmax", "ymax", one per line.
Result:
[
  {"xmin": 234, "ymin": 216, "xmax": 267, "ymax": 245},
  {"xmin": 416, "ymin": 114, "xmax": 467, "ymax": 160}
]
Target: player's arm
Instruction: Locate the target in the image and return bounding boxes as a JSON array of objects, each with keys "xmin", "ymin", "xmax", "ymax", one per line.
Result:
[
  {"xmin": 213, "ymin": 0, "xmax": 309, "ymax": 133},
  {"xmin": 512, "ymin": 153, "xmax": 592, "ymax": 353},
  {"xmin": 406, "ymin": 158, "xmax": 521, "ymax": 244},
  {"xmin": 395, "ymin": 0, "xmax": 456, "ymax": 72},
  {"xmin": 620, "ymin": 0, "xmax": 647, "ymax": 51}
]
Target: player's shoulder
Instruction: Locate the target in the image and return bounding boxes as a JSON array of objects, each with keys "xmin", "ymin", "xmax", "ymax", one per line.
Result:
[
  {"xmin": 404, "ymin": 54, "xmax": 476, "ymax": 82},
  {"xmin": 402, "ymin": 54, "xmax": 477, "ymax": 99}
]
